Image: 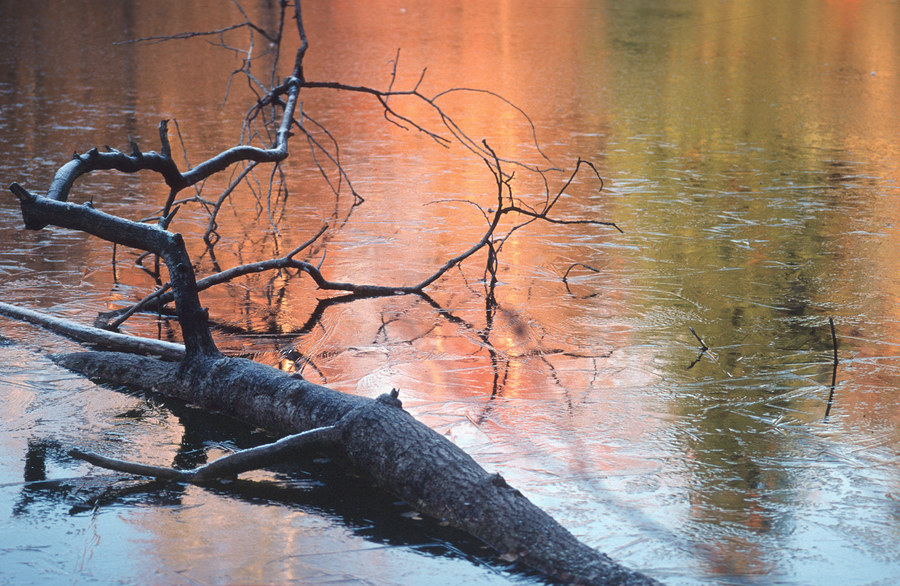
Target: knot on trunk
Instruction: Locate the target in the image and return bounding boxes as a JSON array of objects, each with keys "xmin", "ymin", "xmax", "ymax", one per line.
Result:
[{"xmin": 376, "ymin": 388, "xmax": 403, "ymax": 409}]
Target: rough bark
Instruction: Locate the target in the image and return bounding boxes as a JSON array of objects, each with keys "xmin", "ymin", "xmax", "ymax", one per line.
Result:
[
  {"xmin": 52, "ymin": 350, "xmax": 658, "ymax": 585},
  {"xmin": 2, "ymin": 2, "xmax": 659, "ymax": 582},
  {"xmin": 5, "ymin": 142, "xmax": 660, "ymax": 586}
]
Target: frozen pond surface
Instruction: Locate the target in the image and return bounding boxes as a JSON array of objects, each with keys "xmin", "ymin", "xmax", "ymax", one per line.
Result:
[{"xmin": 1, "ymin": 1, "xmax": 899, "ymax": 584}]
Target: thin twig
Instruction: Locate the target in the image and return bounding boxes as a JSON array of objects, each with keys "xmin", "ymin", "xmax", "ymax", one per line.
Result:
[
  {"xmin": 114, "ymin": 21, "xmax": 278, "ymax": 46},
  {"xmin": 686, "ymin": 326, "xmax": 710, "ymax": 370},
  {"xmin": 825, "ymin": 316, "xmax": 838, "ymax": 419},
  {"xmin": 688, "ymin": 326, "xmax": 708, "ymax": 352},
  {"xmin": 561, "ymin": 263, "xmax": 601, "ymax": 298},
  {"xmin": 108, "ymin": 282, "xmax": 173, "ymax": 331}
]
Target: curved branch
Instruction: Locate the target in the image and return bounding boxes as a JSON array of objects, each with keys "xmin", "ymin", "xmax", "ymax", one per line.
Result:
[
  {"xmin": 181, "ymin": 77, "xmax": 301, "ymax": 187},
  {"xmin": 43, "ymin": 144, "xmax": 183, "ymax": 208},
  {"xmin": 503, "ymin": 205, "xmax": 624, "ymax": 232},
  {"xmin": 9, "ymin": 183, "xmax": 219, "ymax": 358}
]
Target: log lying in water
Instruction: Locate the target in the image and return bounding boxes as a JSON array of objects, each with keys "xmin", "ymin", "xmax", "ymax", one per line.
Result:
[
  {"xmin": 51, "ymin": 349, "xmax": 659, "ymax": 585},
  {"xmin": 4, "ymin": 112, "xmax": 659, "ymax": 585},
  {"xmin": 3, "ymin": 0, "xmax": 657, "ymax": 578},
  {"xmin": 5, "ymin": 128, "xmax": 659, "ymax": 586}
]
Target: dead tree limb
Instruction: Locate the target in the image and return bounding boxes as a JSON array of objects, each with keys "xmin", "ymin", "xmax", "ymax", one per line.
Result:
[
  {"xmin": 0, "ymin": 301, "xmax": 184, "ymax": 360},
  {"xmin": 52, "ymin": 350, "xmax": 657, "ymax": 585},
  {"xmin": 4, "ymin": 111, "xmax": 660, "ymax": 586},
  {"xmin": 7, "ymin": 155, "xmax": 658, "ymax": 586},
  {"xmin": 9, "ymin": 182, "xmax": 218, "ymax": 358},
  {"xmin": 70, "ymin": 424, "xmax": 340, "ymax": 482},
  {"xmin": 2, "ymin": 1, "xmax": 656, "ymax": 583},
  {"xmin": 95, "ymin": 7, "xmax": 620, "ymax": 334}
]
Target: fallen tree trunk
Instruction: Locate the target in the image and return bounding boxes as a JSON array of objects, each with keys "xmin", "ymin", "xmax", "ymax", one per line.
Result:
[
  {"xmin": 2, "ymin": 279, "xmax": 659, "ymax": 582},
  {"xmin": 51, "ymin": 348, "xmax": 658, "ymax": 585},
  {"xmin": 3, "ymin": 129, "xmax": 660, "ymax": 584},
  {"xmin": 2, "ymin": 1, "xmax": 659, "ymax": 582}
]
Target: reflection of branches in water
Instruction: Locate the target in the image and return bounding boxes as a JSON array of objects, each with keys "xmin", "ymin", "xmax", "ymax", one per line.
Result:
[
  {"xmin": 11, "ymin": 435, "xmax": 174, "ymax": 517},
  {"xmin": 373, "ymin": 308, "xmax": 440, "ymax": 348},
  {"xmin": 824, "ymin": 316, "xmax": 838, "ymax": 420},
  {"xmin": 474, "ymin": 343, "xmax": 615, "ymax": 425},
  {"xmin": 97, "ymin": 4, "xmax": 621, "ymax": 407},
  {"xmin": 97, "ymin": 227, "xmax": 329, "ymax": 329},
  {"xmin": 285, "ymin": 349, "xmax": 328, "ymax": 382},
  {"xmin": 21, "ymin": 438, "xmax": 65, "ymax": 483},
  {"xmin": 473, "ymin": 270, "xmax": 612, "ymax": 422},
  {"xmin": 196, "ymin": 261, "xmax": 614, "ymax": 424},
  {"xmin": 208, "ymin": 292, "xmax": 459, "ymax": 375},
  {"xmin": 12, "ymin": 398, "xmax": 536, "ymax": 579},
  {"xmin": 470, "ymin": 260, "xmax": 617, "ymax": 430},
  {"xmin": 686, "ymin": 326, "xmax": 710, "ymax": 370},
  {"xmin": 685, "ymin": 326, "xmax": 733, "ymax": 377},
  {"xmin": 562, "ymin": 262, "xmax": 601, "ymax": 299}
]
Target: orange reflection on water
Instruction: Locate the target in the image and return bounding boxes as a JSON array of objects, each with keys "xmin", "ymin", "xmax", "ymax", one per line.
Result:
[{"xmin": 4, "ymin": 1, "xmax": 900, "ymax": 584}]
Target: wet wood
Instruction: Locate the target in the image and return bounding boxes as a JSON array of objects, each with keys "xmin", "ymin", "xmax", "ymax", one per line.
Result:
[
  {"xmin": 3, "ymin": 0, "xmax": 658, "ymax": 580},
  {"xmin": 53, "ymin": 349, "xmax": 659, "ymax": 585}
]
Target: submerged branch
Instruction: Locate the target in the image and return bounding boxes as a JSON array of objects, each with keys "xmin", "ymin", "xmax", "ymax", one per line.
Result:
[
  {"xmin": 825, "ymin": 316, "xmax": 838, "ymax": 419},
  {"xmin": 0, "ymin": 301, "xmax": 185, "ymax": 360},
  {"xmin": 2, "ymin": 2, "xmax": 654, "ymax": 582},
  {"xmin": 70, "ymin": 424, "xmax": 340, "ymax": 482}
]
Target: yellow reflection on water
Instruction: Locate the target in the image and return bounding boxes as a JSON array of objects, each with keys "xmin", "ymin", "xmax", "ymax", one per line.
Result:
[{"xmin": 2, "ymin": 0, "xmax": 900, "ymax": 583}]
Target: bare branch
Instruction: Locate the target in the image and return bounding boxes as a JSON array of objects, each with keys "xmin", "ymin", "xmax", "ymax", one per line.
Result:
[
  {"xmin": 70, "ymin": 448, "xmax": 192, "ymax": 481},
  {"xmin": 0, "ymin": 301, "xmax": 185, "ymax": 360},
  {"xmin": 114, "ymin": 20, "xmax": 279, "ymax": 46},
  {"xmin": 107, "ymin": 282, "xmax": 172, "ymax": 331},
  {"xmin": 101, "ymin": 225, "xmax": 331, "ymax": 328},
  {"xmin": 10, "ymin": 183, "xmax": 219, "ymax": 358},
  {"xmin": 502, "ymin": 205, "xmax": 623, "ymax": 232},
  {"xmin": 69, "ymin": 424, "xmax": 341, "ymax": 482},
  {"xmin": 297, "ymin": 112, "xmax": 363, "ymax": 202}
]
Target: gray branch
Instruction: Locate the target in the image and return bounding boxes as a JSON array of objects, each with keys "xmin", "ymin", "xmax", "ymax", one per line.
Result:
[{"xmin": 70, "ymin": 424, "xmax": 340, "ymax": 482}]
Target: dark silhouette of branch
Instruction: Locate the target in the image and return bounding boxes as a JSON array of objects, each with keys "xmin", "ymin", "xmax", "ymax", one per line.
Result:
[
  {"xmin": 115, "ymin": 22, "xmax": 279, "ymax": 47},
  {"xmin": 2, "ymin": 2, "xmax": 662, "ymax": 583},
  {"xmin": 70, "ymin": 424, "xmax": 340, "ymax": 482},
  {"xmin": 97, "ymin": 4, "xmax": 619, "ymax": 337},
  {"xmin": 824, "ymin": 316, "xmax": 838, "ymax": 419}
]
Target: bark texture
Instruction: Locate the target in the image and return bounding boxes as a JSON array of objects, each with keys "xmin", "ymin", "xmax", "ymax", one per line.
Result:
[
  {"xmin": 53, "ymin": 350, "xmax": 659, "ymax": 585},
  {"xmin": 5, "ymin": 2, "xmax": 659, "ymax": 581}
]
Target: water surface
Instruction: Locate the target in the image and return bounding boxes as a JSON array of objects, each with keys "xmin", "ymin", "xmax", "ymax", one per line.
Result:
[{"xmin": 1, "ymin": 1, "xmax": 899, "ymax": 584}]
